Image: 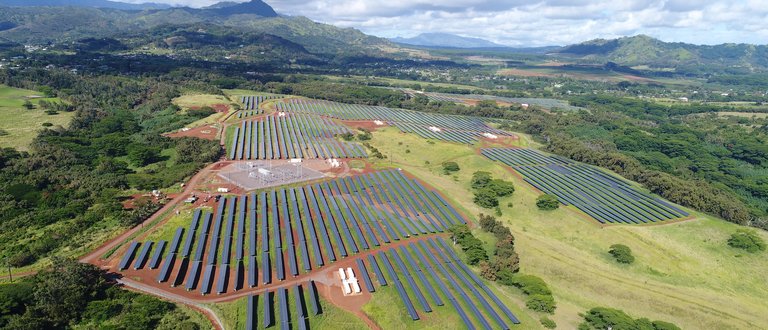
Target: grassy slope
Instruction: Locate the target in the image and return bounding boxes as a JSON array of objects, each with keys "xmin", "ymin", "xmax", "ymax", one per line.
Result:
[
  {"xmin": 367, "ymin": 126, "xmax": 768, "ymax": 329},
  {"xmin": 171, "ymin": 94, "xmax": 231, "ymax": 129},
  {"xmin": 0, "ymin": 85, "xmax": 74, "ymax": 150}
]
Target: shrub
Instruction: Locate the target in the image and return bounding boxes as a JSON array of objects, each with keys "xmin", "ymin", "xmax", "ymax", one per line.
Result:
[
  {"xmin": 540, "ymin": 316, "xmax": 557, "ymax": 329},
  {"xmin": 527, "ymin": 294, "xmax": 556, "ymax": 313},
  {"xmin": 536, "ymin": 194, "xmax": 559, "ymax": 210},
  {"xmin": 442, "ymin": 161, "xmax": 460, "ymax": 174},
  {"xmin": 41, "ymin": 122, "xmax": 53, "ymax": 127},
  {"xmin": 727, "ymin": 230, "xmax": 766, "ymax": 253},
  {"xmin": 609, "ymin": 244, "xmax": 635, "ymax": 264},
  {"xmin": 506, "ymin": 274, "xmax": 552, "ymax": 295},
  {"xmin": 474, "ymin": 188, "xmax": 499, "ymax": 208},
  {"xmin": 187, "ymin": 106, "xmax": 215, "ymax": 118}
]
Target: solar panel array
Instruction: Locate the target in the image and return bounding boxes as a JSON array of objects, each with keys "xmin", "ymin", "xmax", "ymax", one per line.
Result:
[
  {"xmin": 228, "ymin": 113, "xmax": 367, "ymax": 160},
  {"xmin": 118, "ymin": 169, "xmax": 466, "ymax": 296},
  {"xmin": 482, "ymin": 148, "xmax": 689, "ymax": 224},
  {"xmin": 357, "ymin": 238, "xmax": 520, "ymax": 329},
  {"xmin": 275, "ymin": 98, "xmax": 510, "ymax": 144},
  {"xmin": 244, "ymin": 282, "xmax": 318, "ymax": 330}
]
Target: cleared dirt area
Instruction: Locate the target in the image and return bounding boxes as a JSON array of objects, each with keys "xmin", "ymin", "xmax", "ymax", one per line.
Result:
[{"xmin": 165, "ymin": 124, "xmax": 219, "ymax": 140}]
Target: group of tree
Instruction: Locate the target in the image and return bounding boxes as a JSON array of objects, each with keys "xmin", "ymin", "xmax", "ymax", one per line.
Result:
[
  {"xmin": 0, "ymin": 257, "xmax": 204, "ymax": 330},
  {"xmin": 471, "ymin": 171, "xmax": 515, "ymax": 209},
  {"xmin": 0, "ymin": 67, "xmax": 221, "ymax": 267},
  {"xmin": 579, "ymin": 307, "xmax": 681, "ymax": 330}
]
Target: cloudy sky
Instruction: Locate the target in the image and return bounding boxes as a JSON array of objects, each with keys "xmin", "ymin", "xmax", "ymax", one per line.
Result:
[{"xmin": 123, "ymin": 0, "xmax": 768, "ymax": 46}]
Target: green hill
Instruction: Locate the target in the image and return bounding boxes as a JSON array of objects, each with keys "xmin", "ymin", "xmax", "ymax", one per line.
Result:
[{"xmin": 556, "ymin": 35, "xmax": 768, "ymax": 73}]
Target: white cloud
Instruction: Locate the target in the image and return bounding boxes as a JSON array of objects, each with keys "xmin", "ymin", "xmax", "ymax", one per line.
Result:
[{"xmin": 119, "ymin": 0, "xmax": 767, "ymax": 46}]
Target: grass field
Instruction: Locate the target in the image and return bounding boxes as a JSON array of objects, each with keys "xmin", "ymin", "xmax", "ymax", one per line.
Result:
[
  {"xmin": 367, "ymin": 127, "xmax": 768, "ymax": 329},
  {"xmin": 0, "ymin": 85, "xmax": 75, "ymax": 150},
  {"xmin": 172, "ymin": 94, "xmax": 232, "ymax": 128}
]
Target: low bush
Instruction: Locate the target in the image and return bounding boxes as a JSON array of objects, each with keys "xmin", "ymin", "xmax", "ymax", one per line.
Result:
[
  {"xmin": 609, "ymin": 244, "xmax": 635, "ymax": 264},
  {"xmin": 536, "ymin": 194, "xmax": 559, "ymax": 210},
  {"xmin": 728, "ymin": 230, "xmax": 766, "ymax": 253}
]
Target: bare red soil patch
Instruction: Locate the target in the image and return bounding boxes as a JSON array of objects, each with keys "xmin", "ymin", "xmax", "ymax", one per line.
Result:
[{"xmin": 166, "ymin": 125, "xmax": 219, "ymax": 140}]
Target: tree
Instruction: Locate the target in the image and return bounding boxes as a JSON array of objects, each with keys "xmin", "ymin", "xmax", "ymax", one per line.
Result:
[
  {"xmin": 471, "ymin": 171, "xmax": 493, "ymax": 189},
  {"xmin": 536, "ymin": 194, "xmax": 559, "ymax": 210},
  {"xmin": 127, "ymin": 144, "xmax": 161, "ymax": 167},
  {"xmin": 488, "ymin": 179, "xmax": 515, "ymax": 196},
  {"xmin": 22, "ymin": 100, "xmax": 34, "ymax": 110},
  {"xmin": 727, "ymin": 230, "xmax": 766, "ymax": 253},
  {"xmin": 442, "ymin": 161, "xmax": 460, "ymax": 174},
  {"xmin": 609, "ymin": 244, "xmax": 635, "ymax": 264},
  {"xmin": 474, "ymin": 188, "xmax": 499, "ymax": 208}
]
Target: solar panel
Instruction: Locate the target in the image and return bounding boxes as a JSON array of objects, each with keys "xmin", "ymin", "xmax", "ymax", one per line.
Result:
[
  {"xmin": 216, "ymin": 264, "xmax": 228, "ymax": 295},
  {"xmin": 294, "ymin": 285, "xmax": 307, "ymax": 330},
  {"xmin": 356, "ymin": 258, "xmax": 375, "ymax": 293},
  {"xmin": 412, "ymin": 242, "xmax": 474, "ymax": 330},
  {"xmin": 169, "ymin": 227, "xmax": 184, "ymax": 254},
  {"xmin": 262, "ymin": 253, "xmax": 272, "ymax": 284},
  {"xmin": 263, "ymin": 290, "xmax": 273, "ymax": 328},
  {"xmin": 307, "ymin": 280, "xmax": 321, "ymax": 315},
  {"xmin": 390, "ymin": 249, "xmax": 432, "ymax": 313},
  {"xmin": 246, "ymin": 295, "xmax": 256, "ymax": 330},
  {"xmin": 185, "ymin": 261, "xmax": 202, "ymax": 291},
  {"xmin": 379, "ymin": 252, "xmax": 419, "ymax": 320},
  {"xmin": 278, "ymin": 288, "xmax": 289, "ymax": 330},
  {"xmin": 248, "ymin": 256, "xmax": 257, "ymax": 288},
  {"xmin": 200, "ymin": 264, "xmax": 215, "ymax": 295},
  {"xmin": 367, "ymin": 255, "xmax": 387, "ymax": 286},
  {"xmin": 118, "ymin": 241, "xmax": 140, "ymax": 271},
  {"xmin": 399, "ymin": 246, "xmax": 443, "ymax": 306},
  {"xmin": 148, "ymin": 240, "xmax": 166, "ymax": 269},
  {"xmin": 156, "ymin": 253, "xmax": 175, "ymax": 283},
  {"xmin": 133, "ymin": 241, "xmax": 153, "ymax": 270}
]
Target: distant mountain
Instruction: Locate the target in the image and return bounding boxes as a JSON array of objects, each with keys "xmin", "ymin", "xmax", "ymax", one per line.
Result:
[
  {"xmin": 0, "ymin": 0, "xmax": 171, "ymax": 10},
  {"xmin": 0, "ymin": 4, "xmax": 391, "ymax": 55},
  {"xmin": 202, "ymin": 0, "xmax": 277, "ymax": 17},
  {"xmin": 556, "ymin": 35, "xmax": 768, "ymax": 72},
  {"xmin": 391, "ymin": 33, "xmax": 506, "ymax": 48}
]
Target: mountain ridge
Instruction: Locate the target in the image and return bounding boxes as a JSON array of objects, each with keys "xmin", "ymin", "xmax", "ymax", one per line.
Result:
[{"xmin": 391, "ymin": 32, "xmax": 506, "ymax": 48}]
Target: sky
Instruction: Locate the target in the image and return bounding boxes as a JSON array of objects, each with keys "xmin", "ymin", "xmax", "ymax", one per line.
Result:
[{"xmin": 121, "ymin": 0, "xmax": 768, "ymax": 46}]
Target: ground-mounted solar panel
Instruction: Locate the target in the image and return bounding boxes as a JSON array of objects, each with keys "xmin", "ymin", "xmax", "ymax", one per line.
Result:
[
  {"xmin": 307, "ymin": 280, "xmax": 321, "ymax": 315},
  {"xmin": 390, "ymin": 249, "xmax": 432, "ymax": 313},
  {"xmin": 412, "ymin": 242, "xmax": 474, "ymax": 330},
  {"xmin": 246, "ymin": 295, "xmax": 256, "ymax": 330},
  {"xmin": 157, "ymin": 253, "xmax": 176, "ymax": 283},
  {"xmin": 262, "ymin": 253, "xmax": 272, "ymax": 284},
  {"xmin": 263, "ymin": 290, "xmax": 273, "ymax": 328},
  {"xmin": 437, "ymin": 237, "xmax": 520, "ymax": 324},
  {"xmin": 367, "ymin": 254, "xmax": 387, "ymax": 286},
  {"xmin": 133, "ymin": 241, "xmax": 153, "ymax": 270},
  {"xmin": 399, "ymin": 246, "xmax": 443, "ymax": 306},
  {"xmin": 379, "ymin": 252, "xmax": 419, "ymax": 320},
  {"xmin": 148, "ymin": 240, "xmax": 166, "ymax": 269},
  {"xmin": 216, "ymin": 264, "xmax": 229, "ymax": 295},
  {"xmin": 294, "ymin": 285, "xmax": 307, "ymax": 330},
  {"xmin": 234, "ymin": 260, "xmax": 244, "ymax": 291},
  {"xmin": 185, "ymin": 261, "xmax": 202, "ymax": 291},
  {"xmin": 356, "ymin": 258, "xmax": 375, "ymax": 293},
  {"xmin": 428, "ymin": 238, "xmax": 507, "ymax": 329},
  {"xmin": 417, "ymin": 240, "xmax": 492, "ymax": 330},
  {"xmin": 201, "ymin": 264, "xmax": 215, "ymax": 295},
  {"xmin": 278, "ymin": 288, "xmax": 289, "ymax": 330},
  {"xmin": 248, "ymin": 255, "xmax": 257, "ymax": 288},
  {"xmin": 169, "ymin": 227, "xmax": 184, "ymax": 253},
  {"xmin": 276, "ymin": 248, "xmax": 285, "ymax": 280},
  {"xmin": 118, "ymin": 241, "xmax": 140, "ymax": 271}
]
